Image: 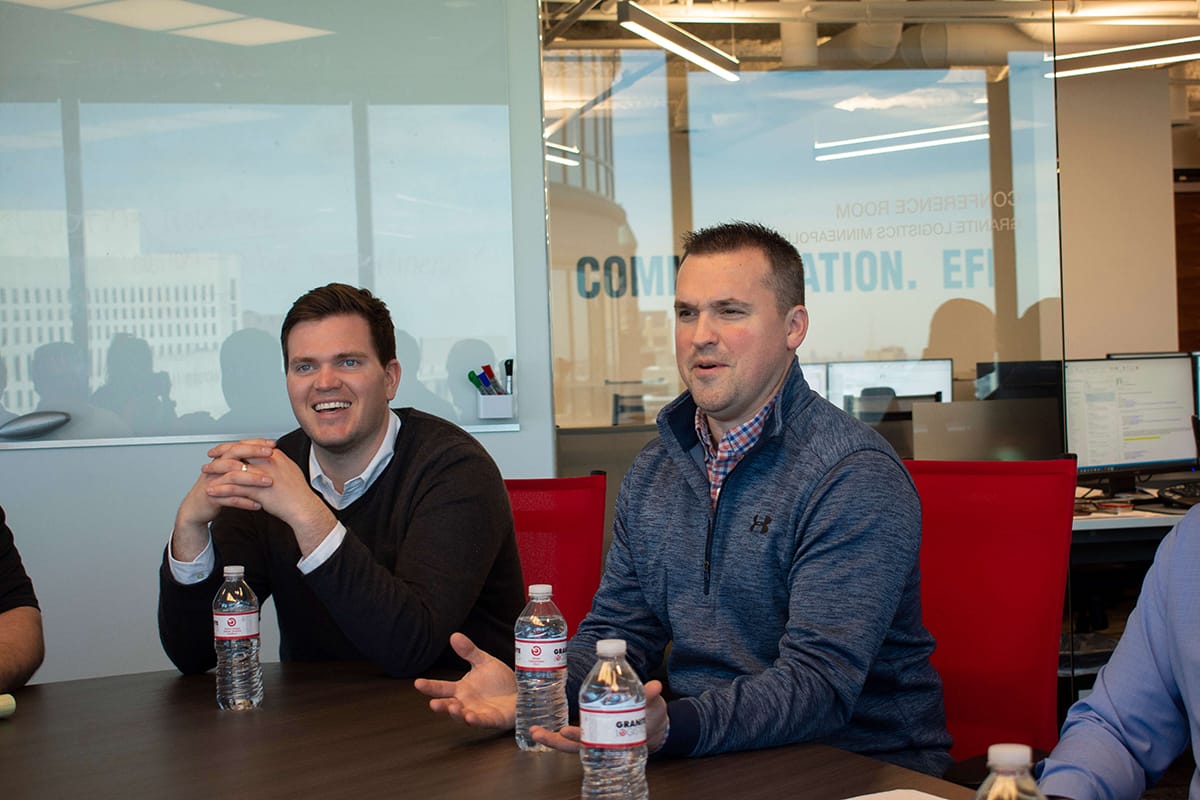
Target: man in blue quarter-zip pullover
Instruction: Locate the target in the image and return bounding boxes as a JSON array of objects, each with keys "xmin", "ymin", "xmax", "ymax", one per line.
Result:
[{"xmin": 417, "ymin": 221, "xmax": 953, "ymax": 775}]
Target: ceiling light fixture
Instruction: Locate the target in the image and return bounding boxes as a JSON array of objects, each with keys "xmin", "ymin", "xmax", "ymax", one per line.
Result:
[
  {"xmin": 617, "ymin": 1, "xmax": 739, "ymax": 82},
  {"xmin": 1046, "ymin": 35, "xmax": 1200, "ymax": 78},
  {"xmin": 66, "ymin": 0, "xmax": 241, "ymax": 32},
  {"xmin": 815, "ymin": 133, "xmax": 990, "ymax": 162},
  {"xmin": 816, "ymin": 121, "xmax": 989, "ymax": 150},
  {"xmin": 545, "ymin": 140, "xmax": 580, "ymax": 167}
]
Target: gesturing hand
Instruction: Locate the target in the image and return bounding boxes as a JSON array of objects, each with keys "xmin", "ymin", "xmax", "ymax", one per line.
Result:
[
  {"xmin": 529, "ymin": 679, "xmax": 668, "ymax": 754},
  {"xmin": 414, "ymin": 633, "xmax": 518, "ymax": 729}
]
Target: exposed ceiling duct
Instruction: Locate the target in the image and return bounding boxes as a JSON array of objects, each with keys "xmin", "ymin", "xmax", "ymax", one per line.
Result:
[
  {"xmin": 540, "ymin": 0, "xmax": 1200, "ymax": 117},
  {"xmin": 892, "ymin": 23, "xmax": 1046, "ymax": 68}
]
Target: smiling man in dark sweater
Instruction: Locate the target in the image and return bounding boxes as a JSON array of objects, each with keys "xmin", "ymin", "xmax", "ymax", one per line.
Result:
[{"xmin": 158, "ymin": 283, "xmax": 524, "ymax": 677}]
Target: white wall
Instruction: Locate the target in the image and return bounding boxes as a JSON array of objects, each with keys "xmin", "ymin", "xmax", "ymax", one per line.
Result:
[
  {"xmin": 1058, "ymin": 68, "xmax": 1179, "ymax": 357},
  {"xmin": 2, "ymin": 0, "xmax": 554, "ymax": 685}
]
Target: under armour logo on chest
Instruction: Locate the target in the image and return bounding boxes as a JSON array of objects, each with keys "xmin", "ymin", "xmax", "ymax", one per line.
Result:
[{"xmin": 749, "ymin": 514, "xmax": 772, "ymax": 533}]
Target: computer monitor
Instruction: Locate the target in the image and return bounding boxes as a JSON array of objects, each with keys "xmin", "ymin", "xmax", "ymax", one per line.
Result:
[
  {"xmin": 1064, "ymin": 356, "xmax": 1199, "ymax": 496},
  {"xmin": 826, "ymin": 359, "xmax": 953, "ymax": 412},
  {"xmin": 1194, "ymin": 352, "xmax": 1200, "ymax": 415},
  {"xmin": 798, "ymin": 362, "xmax": 827, "ymax": 400},
  {"xmin": 973, "ymin": 359, "xmax": 1066, "ymax": 455},
  {"xmin": 974, "ymin": 359, "xmax": 1064, "ymax": 403},
  {"xmin": 1106, "ymin": 351, "xmax": 1189, "ymax": 359}
]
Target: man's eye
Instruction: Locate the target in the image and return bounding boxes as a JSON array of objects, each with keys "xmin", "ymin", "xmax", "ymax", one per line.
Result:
[
  {"xmin": 294, "ymin": 364, "xmax": 312, "ymax": 373},
  {"xmin": 341, "ymin": 359, "xmax": 360, "ymax": 368}
]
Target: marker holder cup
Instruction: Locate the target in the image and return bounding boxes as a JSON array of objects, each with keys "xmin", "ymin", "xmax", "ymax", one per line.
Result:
[{"xmin": 478, "ymin": 393, "xmax": 514, "ymax": 419}]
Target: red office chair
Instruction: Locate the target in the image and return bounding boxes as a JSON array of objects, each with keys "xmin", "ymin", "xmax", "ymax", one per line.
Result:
[
  {"xmin": 504, "ymin": 473, "xmax": 607, "ymax": 636},
  {"xmin": 906, "ymin": 458, "xmax": 1076, "ymax": 765}
]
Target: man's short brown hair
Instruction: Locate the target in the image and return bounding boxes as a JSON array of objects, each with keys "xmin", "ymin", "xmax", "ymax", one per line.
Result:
[
  {"xmin": 280, "ymin": 283, "xmax": 397, "ymax": 365},
  {"xmin": 682, "ymin": 221, "xmax": 806, "ymax": 311}
]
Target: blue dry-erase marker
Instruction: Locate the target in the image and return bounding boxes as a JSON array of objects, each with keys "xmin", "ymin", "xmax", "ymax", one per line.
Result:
[
  {"xmin": 481, "ymin": 364, "xmax": 504, "ymax": 394},
  {"xmin": 476, "ymin": 370, "xmax": 497, "ymax": 395}
]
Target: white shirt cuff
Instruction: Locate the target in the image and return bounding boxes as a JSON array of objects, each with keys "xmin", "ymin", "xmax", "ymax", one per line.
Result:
[
  {"xmin": 297, "ymin": 522, "xmax": 345, "ymax": 574},
  {"xmin": 167, "ymin": 529, "xmax": 215, "ymax": 585}
]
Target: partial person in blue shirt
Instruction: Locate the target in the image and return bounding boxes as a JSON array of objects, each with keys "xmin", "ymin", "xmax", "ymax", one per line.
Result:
[{"xmin": 1037, "ymin": 507, "xmax": 1200, "ymax": 800}]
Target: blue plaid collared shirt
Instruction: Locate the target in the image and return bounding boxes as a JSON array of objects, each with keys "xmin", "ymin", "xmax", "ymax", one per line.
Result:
[{"xmin": 694, "ymin": 394, "xmax": 777, "ymax": 508}]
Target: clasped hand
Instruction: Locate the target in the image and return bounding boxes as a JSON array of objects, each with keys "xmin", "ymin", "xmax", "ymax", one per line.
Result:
[
  {"xmin": 172, "ymin": 438, "xmax": 337, "ymax": 560},
  {"xmin": 414, "ymin": 633, "xmax": 668, "ymax": 754}
]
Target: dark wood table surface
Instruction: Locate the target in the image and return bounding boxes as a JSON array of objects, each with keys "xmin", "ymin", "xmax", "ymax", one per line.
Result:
[{"xmin": 0, "ymin": 661, "xmax": 975, "ymax": 800}]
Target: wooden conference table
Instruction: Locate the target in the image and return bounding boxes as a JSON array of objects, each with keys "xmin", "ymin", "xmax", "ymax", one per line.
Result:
[{"xmin": 0, "ymin": 662, "xmax": 974, "ymax": 800}]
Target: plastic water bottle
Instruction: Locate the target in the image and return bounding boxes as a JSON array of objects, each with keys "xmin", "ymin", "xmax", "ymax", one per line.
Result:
[
  {"xmin": 212, "ymin": 565, "xmax": 263, "ymax": 710},
  {"xmin": 579, "ymin": 639, "xmax": 648, "ymax": 800},
  {"xmin": 514, "ymin": 583, "xmax": 568, "ymax": 750},
  {"xmin": 974, "ymin": 743, "xmax": 1047, "ymax": 800}
]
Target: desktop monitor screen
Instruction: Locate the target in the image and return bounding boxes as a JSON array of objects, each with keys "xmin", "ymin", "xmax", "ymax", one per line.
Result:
[
  {"xmin": 826, "ymin": 359, "xmax": 953, "ymax": 412},
  {"xmin": 1195, "ymin": 352, "xmax": 1200, "ymax": 415},
  {"xmin": 1106, "ymin": 351, "xmax": 1189, "ymax": 359},
  {"xmin": 975, "ymin": 360, "xmax": 1063, "ymax": 403},
  {"xmin": 799, "ymin": 362, "xmax": 827, "ymax": 400},
  {"xmin": 1064, "ymin": 356, "xmax": 1198, "ymax": 493}
]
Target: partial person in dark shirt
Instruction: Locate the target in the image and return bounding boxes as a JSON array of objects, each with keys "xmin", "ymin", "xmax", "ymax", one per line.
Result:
[
  {"xmin": 0, "ymin": 505, "xmax": 45, "ymax": 691},
  {"xmin": 158, "ymin": 283, "xmax": 524, "ymax": 677}
]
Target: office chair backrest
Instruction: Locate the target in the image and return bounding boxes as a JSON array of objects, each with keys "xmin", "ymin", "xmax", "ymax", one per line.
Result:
[
  {"xmin": 906, "ymin": 458, "xmax": 1076, "ymax": 761},
  {"xmin": 504, "ymin": 473, "xmax": 607, "ymax": 636}
]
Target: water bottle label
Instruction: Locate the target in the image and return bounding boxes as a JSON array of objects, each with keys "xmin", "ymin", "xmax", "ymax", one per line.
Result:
[
  {"xmin": 579, "ymin": 703, "xmax": 646, "ymax": 747},
  {"xmin": 213, "ymin": 611, "xmax": 260, "ymax": 639},
  {"xmin": 514, "ymin": 636, "xmax": 568, "ymax": 670}
]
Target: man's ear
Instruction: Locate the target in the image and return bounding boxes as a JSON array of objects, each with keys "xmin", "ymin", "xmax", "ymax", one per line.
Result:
[
  {"xmin": 385, "ymin": 359, "xmax": 401, "ymax": 400},
  {"xmin": 785, "ymin": 305, "xmax": 809, "ymax": 351}
]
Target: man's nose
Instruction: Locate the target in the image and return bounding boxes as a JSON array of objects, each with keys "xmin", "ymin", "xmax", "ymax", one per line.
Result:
[
  {"xmin": 692, "ymin": 312, "xmax": 717, "ymax": 346},
  {"xmin": 314, "ymin": 364, "xmax": 340, "ymax": 389}
]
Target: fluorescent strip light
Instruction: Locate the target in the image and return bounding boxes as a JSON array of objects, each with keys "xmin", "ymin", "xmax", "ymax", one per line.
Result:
[
  {"xmin": 545, "ymin": 141, "xmax": 580, "ymax": 166},
  {"xmin": 815, "ymin": 133, "xmax": 989, "ymax": 162},
  {"xmin": 1046, "ymin": 35, "xmax": 1200, "ymax": 78},
  {"xmin": 816, "ymin": 121, "xmax": 988, "ymax": 150},
  {"xmin": 1050, "ymin": 35, "xmax": 1200, "ymax": 62},
  {"xmin": 617, "ymin": 1, "xmax": 739, "ymax": 83}
]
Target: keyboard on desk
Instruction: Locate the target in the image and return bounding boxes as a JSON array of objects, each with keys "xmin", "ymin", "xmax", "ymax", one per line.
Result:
[{"xmin": 1158, "ymin": 481, "xmax": 1200, "ymax": 508}]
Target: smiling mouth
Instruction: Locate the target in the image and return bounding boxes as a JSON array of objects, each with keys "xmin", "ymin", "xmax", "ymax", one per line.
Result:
[{"xmin": 313, "ymin": 401, "xmax": 351, "ymax": 412}]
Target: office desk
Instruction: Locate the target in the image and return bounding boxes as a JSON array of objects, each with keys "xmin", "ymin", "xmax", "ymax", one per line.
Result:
[
  {"xmin": 1071, "ymin": 512, "xmax": 1178, "ymax": 565},
  {"xmin": 1, "ymin": 662, "xmax": 973, "ymax": 800},
  {"xmin": 1061, "ymin": 512, "xmax": 1182, "ymax": 714}
]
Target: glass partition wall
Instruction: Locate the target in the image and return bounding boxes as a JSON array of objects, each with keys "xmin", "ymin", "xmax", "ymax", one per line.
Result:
[
  {"xmin": 541, "ymin": 1, "xmax": 1188, "ymax": 460},
  {"xmin": 0, "ymin": 1, "xmax": 524, "ymax": 445}
]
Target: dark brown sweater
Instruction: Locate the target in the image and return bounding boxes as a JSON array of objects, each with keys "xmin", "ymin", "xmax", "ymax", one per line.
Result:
[{"xmin": 158, "ymin": 408, "xmax": 524, "ymax": 677}]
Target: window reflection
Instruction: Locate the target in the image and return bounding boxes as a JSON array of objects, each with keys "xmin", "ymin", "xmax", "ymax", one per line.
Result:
[
  {"xmin": 544, "ymin": 49, "xmax": 1063, "ymax": 429},
  {"xmin": 1, "ymin": 1, "xmax": 522, "ymax": 445}
]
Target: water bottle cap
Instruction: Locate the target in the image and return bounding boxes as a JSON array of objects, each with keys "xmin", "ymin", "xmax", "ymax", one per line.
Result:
[
  {"xmin": 986, "ymin": 743, "xmax": 1032, "ymax": 767},
  {"xmin": 528, "ymin": 583, "xmax": 553, "ymax": 597},
  {"xmin": 595, "ymin": 639, "xmax": 626, "ymax": 657},
  {"xmin": 223, "ymin": 565, "xmax": 245, "ymax": 578}
]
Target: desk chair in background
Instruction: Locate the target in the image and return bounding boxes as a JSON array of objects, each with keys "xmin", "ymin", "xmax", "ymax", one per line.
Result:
[
  {"xmin": 504, "ymin": 473, "xmax": 606, "ymax": 635},
  {"xmin": 905, "ymin": 458, "xmax": 1076, "ymax": 775}
]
